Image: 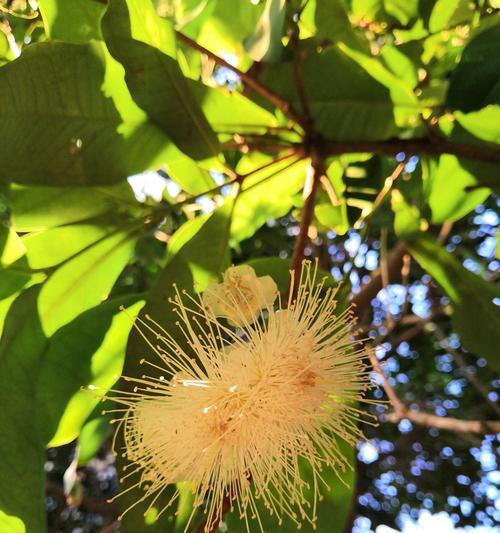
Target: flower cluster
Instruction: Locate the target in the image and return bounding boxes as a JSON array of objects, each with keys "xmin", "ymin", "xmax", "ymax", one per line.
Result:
[{"xmin": 107, "ymin": 263, "xmax": 374, "ymax": 531}]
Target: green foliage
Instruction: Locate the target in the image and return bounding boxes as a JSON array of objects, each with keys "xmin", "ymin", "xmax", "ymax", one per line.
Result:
[
  {"xmin": 405, "ymin": 233, "xmax": 500, "ymax": 372},
  {"xmin": 0, "ymin": 0, "xmax": 498, "ymax": 530},
  {"xmin": 447, "ymin": 25, "xmax": 500, "ymax": 111},
  {"xmin": 102, "ymin": 0, "xmax": 220, "ymax": 160}
]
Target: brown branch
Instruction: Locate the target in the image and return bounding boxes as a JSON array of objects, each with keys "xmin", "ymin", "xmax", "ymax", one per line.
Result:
[
  {"xmin": 369, "ymin": 346, "xmax": 500, "ymax": 435},
  {"xmin": 368, "ymin": 351, "xmax": 406, "ymax": 415},
  {"xmin": 287, "ymin": 153, "xmax": 324, "ymax": 301},
  {"xmin": 385, "ymin": 409, "xmax": 500, "ymax": 435},
  {"xmin": 322, "ymin": 138, "xmax": 500, "ymax": 165},
  {"xmin": 175, "ymin": 31, "xmax": 307, "ymax": 129}
]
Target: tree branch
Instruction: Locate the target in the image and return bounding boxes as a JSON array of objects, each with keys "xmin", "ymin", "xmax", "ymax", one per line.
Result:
[
  {"xmin": 369, "ymin": 338, "xmax": 500, "ymax": 435},
  {"xmin": 385, "ymin": 409, "xmax": 500, "ymax": 435},
  {"xmin": 287, "ymin": 153, "xmax": 324, "ymax": 301},
  {"xmin": 175, "ymin": 31, "xmax": 307, "ymax": 129},
  {"xmin": 322, "ymin": 137, "xmax": 500, "ymax": 165}
]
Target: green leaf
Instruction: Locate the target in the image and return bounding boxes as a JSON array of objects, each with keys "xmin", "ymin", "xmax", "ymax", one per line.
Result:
[
  {"xmin": 446, "ymin": 25, "xmax": 500, "ymax": 112},
  {"xmin": 0, "ymin": 226, "xmax": 26, "ymax": 267},
  {"xmin": 231, "ymin": 156, "xmax": 306, "ymax": 242},
  {"xmin": 394, "ymin": 194, "xmax": 500, "ymax": 371},
  {"xmin": 38, "ymin": 228, "xmax": 138, "ymax": 335},
  {"xmin": 0, "ymin": 289, "xmax": 141, "ymax": 530},
  {"xmin": 245, "ymin": 0, "xmax": 286, "ymax": 63},
  {"xmin": 337, "ymin": 42, "xmax": 420, "ymax": 130},
  {"xmin": 78, "ymin": 413, "xmax": 114, "ymax": 465},
  {"xmin": 105, "ymin": 0, "xmax": 176, "ymax": 55},
  {"xmin": 380, "ymin": 44, "xmax": 418, "ymax": 88},
  {"xmin": 455, "ymin": 105, "xmax": 500, "ymax": 144},
  {"xmin": 315, "ymin": 0, "xmax": 369, "ymax": 51},
  {"xmin": 351, "ymin": 0, "xmax": 385, "ymax": 23},
  {"xmin": 38, "ymin": 0, "xmax": 106, "ymax": 43},
  {"xmin": 0, "ymin": 41, "xmax": 177, "ymax": 186},
  {"xmin": 423, "ymin": 155, "xmax": 491, "ymax": 223},
  {"xmin": 102, "ymin": 0, "xmax": 220, "ymax": 160},
  {"xmin": 165, "ymin": 158, "xmax": 215, "ymax": 195},
  {"xmin": 404, "ymin": 233, "xmax": 500, "ymax": 371},
  {"xmin": 22, "ymin": 223, "xmax": 121, "ymax": 270},
  {"xmin": 194, "ymin": 0, "xmax": 262, "ymax": 61},
  {"xmin": 118, "ymin": 200, "xmax": 234, "ymax": 530},
  {"xmin": 0, "ymin": 511, "xmax": 26, "ymax": 533},
  {"xmin": 39, "ymin": 298, "xmax": 144, "ymax": 446},
  {"xmin": 315, "ymin": 202, "xmax": 349, "ymax": 235},
  {"xmin": 428, "ymin": 0, "xmax": 471, "ymax": 33},
  {"xmin": 9, "ymin": 184, "xmax": 138, "ymax": 231},
  {"xmin": 0, "ymin": 268, "xmax": 45, "ymax": 338},
  {"xmin": 190, "ymin": 81, "xmax": 278, "ymax": 129},
  {"xmin": 256, "ymin": 44, "xmax": 419, "ymax": 140},
  {"xmin": 0, "ymin": 288, "xmax": 47, "ymax": 533},
  {"xmin": 384, "ymin": 0, "xmax": 418, "ymax": 26}
]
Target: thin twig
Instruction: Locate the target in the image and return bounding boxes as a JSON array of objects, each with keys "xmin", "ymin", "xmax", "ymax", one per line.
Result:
[
  {"xmin": 437, "ymin": 220, "xmax": 454, "ymax": 245},
  {"xmin": 175, "ymin": 30, "xmax": 307, "ymax": 129},
  {"xmin": 358, "ymin": 159, "xmax": 407, "ymax": 227}
]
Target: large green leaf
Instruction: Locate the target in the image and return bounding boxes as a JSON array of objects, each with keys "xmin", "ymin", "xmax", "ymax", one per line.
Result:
[
  {"xmin": 38, "ymin": 228, "xmax": 138, "ymax": 335},
  {"xmin": 9, "ymin": 183, "xmax": 138, "ymax": 231},
  {"xmin": 0, "ymin": 226, "xmax": 25, "ymax": 267},
  {"xmin": 0, "ymin": 289, "xmax": 143, "ymax": 531},
  {"xmin": 405, "ymin": 234, "xmax": 500, "ymax": 371},
  {"xmin": 244, "ymin": 0, "xmax": 286, "ymax": 62},
  {"xmin": 231, "ymin": 156, "xmax": 306, "ymax": 242},
  {"xmin": 0, "ymin": 41, "xmax": 177, "ymax": 186},
  {"xmin": 190, "ymin": 81, "xmax": 278, "ymax": 130},
  {"xmin": 393, "ymin": 195, "xmax": 500, "ymax": 371},
  {"xmin": 118, "ymin": 199, "xmax": 234, "ymax": 531},
  {"xmin": 39, "ymin": 298, "xmax": 144, "ymax": 446},
  {"xmin": 315, "ymin": 0, "xmax": 369, "ymax": 51},
  {"xmin": 0, "ymin": 269, "xmax": 45, "ymax": 338},
  {"xmin": 256, "ymin": 44, "xmax": 419, "ymax": 140},
  {"xmin": 422, "ymin": 155, "xmax": 491, "ymax": 223},
  {"xmin": 0, "ymin": 288, "xmax": 47, "ymax": 533},
  {"xmin": 38, "ymin": 0, "xmax": 106, "ymax": 43},
  {"xmin": 455, "ymin": 105, "xmax": 500, "ymax": 144},
  {"xmin": 22, "ymin": 223, "xmax": 121, "ymax": 270},
  {"xmin": 194, "ymin": 0, "xmax": 262, "ymax": 61},
  {"xmin": 102, "ymin": 0, "xmax": 220, "ymax": 160},
  {"xmin": 446, "ymin": 25, "xmax": 500, "ymax": 112}
]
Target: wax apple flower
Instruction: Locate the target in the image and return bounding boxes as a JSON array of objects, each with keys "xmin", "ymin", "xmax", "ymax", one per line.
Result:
[
  {"xmin": 107, "ymin": 262, "xmax": 374, "ymax": 532},
  {"xmin": 202, "ymin": 264, "xmax": 278, "ymax": 326}
]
